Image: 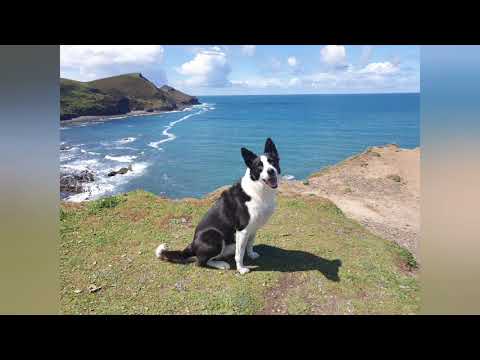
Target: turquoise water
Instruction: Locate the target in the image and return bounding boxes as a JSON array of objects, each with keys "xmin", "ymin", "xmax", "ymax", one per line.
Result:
[{"xmin": 60, "ymin": 93, "xmax": 419, "ymax": 201}]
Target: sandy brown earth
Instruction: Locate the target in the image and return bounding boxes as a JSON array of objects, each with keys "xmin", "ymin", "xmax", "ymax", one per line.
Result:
[{"xmin": 279, "ymin": 144, "xmax": 420, "ymax": 258}]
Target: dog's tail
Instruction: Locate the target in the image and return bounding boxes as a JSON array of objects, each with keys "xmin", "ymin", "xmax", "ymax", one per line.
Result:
[{"xmin": 155, "ymin": 243, "xmax": 195, "ymax": 264}]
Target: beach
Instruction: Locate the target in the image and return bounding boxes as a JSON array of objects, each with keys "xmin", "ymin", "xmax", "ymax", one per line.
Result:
[{"xmin": 60, "ymin": 105, "xmax": 193, "ymax": 126}]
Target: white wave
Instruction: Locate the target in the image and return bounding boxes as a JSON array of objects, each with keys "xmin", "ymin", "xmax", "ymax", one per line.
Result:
[
  {"xmin": 63, "ymin": 162, "xmax": 150, "ymax": 202},
  {"xmin": 116, "ymin": 137, "xmax": 136, "ymax": 144},
  {"xmin": 61, "ymin": 159, "xmax": 99, "ymax": 172},
  {"xmin": 114, "ymin": 146, "xmax": 138, "ymax": 151},
  {"xmin": 105, "ymin": 155, "xmax": 137, "ymax": 163},
  {"xmin": 60, "ymin": 146, "xmax": 80, "ymax": 163},
  {"xmin": 60, "ymin": 152, "xmax": 77, "ymax": 162},
  {"xmin": 65, "ymin": 183, "xmax": 116, "ymax": 202},
  {"xmin": 62, "ymin": 146, "xmax": 79, "ymax": 152},
  {"xmin": 148, "ymin": 104, "xmax": 214, "ymax": 149},
  {"xmin": 282, "ymin": 174, "xmax": 295, "ymax": 180}
]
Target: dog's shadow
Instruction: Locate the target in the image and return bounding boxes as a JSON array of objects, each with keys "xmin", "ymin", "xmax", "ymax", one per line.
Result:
[{"xmin": 229, "ymin": 244, "xmax": 342, "ymax": 282}]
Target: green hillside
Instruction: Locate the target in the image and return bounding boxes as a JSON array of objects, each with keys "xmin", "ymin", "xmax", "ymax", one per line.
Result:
[
  {"xmin": 60, "ymin": 190, "xmax": 419, "ymax": 315},
  {"xmin": 60, "ymin": 73, "xmax": 199, "ymax": 121}
]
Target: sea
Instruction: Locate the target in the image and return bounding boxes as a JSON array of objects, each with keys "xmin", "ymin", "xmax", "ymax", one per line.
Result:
[{"xmin": 60, "ymin": 93, "xmax": 420, "ymax": 201}]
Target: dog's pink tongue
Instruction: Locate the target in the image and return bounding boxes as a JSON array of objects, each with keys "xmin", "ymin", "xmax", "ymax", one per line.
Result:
[{"xmin": 268, "ymin": 177, "xmax": 278, "ymax": 188}]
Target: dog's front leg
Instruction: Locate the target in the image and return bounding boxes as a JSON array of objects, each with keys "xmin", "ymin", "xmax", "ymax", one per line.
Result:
[
  {"xmin": 235, "ymin": 229, "xmax": 250, "ymax": 275},
  {"xmin": 246, "ymin": 232, "xmax": 260, "ymax": 260}
]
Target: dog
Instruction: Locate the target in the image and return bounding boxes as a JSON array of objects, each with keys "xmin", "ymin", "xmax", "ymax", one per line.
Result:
[{"xmin": 155, "ymin": 138, "xmax": 281, "ymax": 275}]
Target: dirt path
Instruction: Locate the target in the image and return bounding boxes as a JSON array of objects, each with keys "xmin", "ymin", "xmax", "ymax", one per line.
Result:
[{"xmin": 280, "ymin": 144, "xmax": 420, "ymax": 258}]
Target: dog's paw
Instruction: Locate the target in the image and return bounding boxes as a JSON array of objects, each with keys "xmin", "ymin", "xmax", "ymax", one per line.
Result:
[
  {"xmin": 248, "ymin": 251, "xmax": 260, "ymax": 260},
  {"xmin": 237, "ymin": 267, "xmax": 251, "ymax": 275},
  {"xmin": 155, "ymin": 243, "xmax": 168, "ymax": 258}
]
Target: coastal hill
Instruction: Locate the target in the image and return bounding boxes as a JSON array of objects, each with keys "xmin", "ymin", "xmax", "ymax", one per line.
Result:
[{"xmin": 60, "ymin": 73, "xmax": 199, "ymax": 120}]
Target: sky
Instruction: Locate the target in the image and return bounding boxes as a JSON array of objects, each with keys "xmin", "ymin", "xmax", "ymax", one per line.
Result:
[{"xmin": 60, "ymin": 45, "xmax": 420, "ymax": 95}]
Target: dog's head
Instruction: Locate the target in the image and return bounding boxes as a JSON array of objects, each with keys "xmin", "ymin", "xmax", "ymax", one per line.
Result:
[{"xmin": 241, "ymin": 138, "xmax": 281, "ymax": 189}]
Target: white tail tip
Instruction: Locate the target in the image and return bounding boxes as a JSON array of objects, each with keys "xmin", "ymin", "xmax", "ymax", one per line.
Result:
[{"xmin": 155, "ymin": 243, "xmax": 168, "ymax": 258}]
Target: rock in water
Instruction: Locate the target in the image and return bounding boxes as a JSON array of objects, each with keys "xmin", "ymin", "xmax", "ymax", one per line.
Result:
[
  {"xmin": 107, "ymin": 165, "xmax": 133, "ymax": 177},
  {"xmin": 60, "ymin": 170, "xmax": 95, "ymax": 194}
]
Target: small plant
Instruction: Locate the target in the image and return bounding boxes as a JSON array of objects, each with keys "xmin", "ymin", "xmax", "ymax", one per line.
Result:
[
  {"xmin": 387, "ymin": 174, "xmax": 402, "ymax": 182},
  {"xmin": 60, "ymin": 208, "xmax": 68, "ymax": 221},
  {"xmin": 397, "ymin": 247, "xmax": 418, "ymax": 270},
  {"xmin": 88, "ymin": 195, "xmax": 124, "ymax": 214},
  {"xmin": 303, "ymin": 180, "xmax": 310, "ymax": 186}
]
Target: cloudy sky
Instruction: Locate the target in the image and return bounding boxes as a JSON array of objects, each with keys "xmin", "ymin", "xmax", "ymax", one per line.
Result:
[{"xmin": 60, "ymin": 45, "xmax": 420, "ymax": 95}]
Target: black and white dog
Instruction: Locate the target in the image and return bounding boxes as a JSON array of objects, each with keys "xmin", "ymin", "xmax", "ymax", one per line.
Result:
[{"xmin": 155, "ymin": 138, "xmax": 281, "ymax": 275}]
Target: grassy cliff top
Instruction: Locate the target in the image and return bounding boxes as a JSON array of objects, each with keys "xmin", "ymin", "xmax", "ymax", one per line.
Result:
[
  {"xmin": 60, "ymin": 190, "xmax": 419, "ymax": 314},
  {"xmin": 86, "ymin": 73, "xmax": 162, "ymax": 99},
  {"xmin": 60, "ymin": 73, "xmax": 198, "ymax": 120}
]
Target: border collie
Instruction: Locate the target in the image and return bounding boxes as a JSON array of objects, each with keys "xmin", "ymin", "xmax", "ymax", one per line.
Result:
[{"xmin": 155, "ymin": 138, "xmax": 281, "ymax": 275}]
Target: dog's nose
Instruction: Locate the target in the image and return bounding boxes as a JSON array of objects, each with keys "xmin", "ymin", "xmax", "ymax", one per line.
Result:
[{"xmin": 267, "ymin": 168, "xmax": 275, "ymax": 177}]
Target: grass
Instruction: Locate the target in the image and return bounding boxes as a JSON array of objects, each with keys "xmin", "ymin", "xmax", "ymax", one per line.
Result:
[{"xmin": 60, "ymin": 190, "xmax": 420, "ymax": 315}]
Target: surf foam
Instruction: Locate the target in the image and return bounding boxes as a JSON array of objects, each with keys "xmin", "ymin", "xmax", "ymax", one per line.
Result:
[
  {"xmin": 148, "ymin": 103, "xmax": 214, "ymax": 149},
  {"xmin": 105, "ymin": 155, "xmax": 137, "ymax": 163},
  {"xmin": 116, "ymin": 137, "xmax": 136, "ymax": 144}
]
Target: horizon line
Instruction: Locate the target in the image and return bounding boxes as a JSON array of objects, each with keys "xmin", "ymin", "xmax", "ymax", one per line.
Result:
[{"xmin": 194, "ymin": 91, "xmax": 420, "ymax": 97}]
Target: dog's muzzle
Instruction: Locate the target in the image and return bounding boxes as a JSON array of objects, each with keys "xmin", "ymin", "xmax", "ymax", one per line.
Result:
[{"xmin": 264, "ymin": 170, "xmax": 278, "ymax": 189}]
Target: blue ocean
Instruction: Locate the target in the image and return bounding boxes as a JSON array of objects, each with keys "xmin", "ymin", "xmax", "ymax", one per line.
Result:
[{"xmin": 60, "ymin": 93, "xmax": 420, "ymax": 201}]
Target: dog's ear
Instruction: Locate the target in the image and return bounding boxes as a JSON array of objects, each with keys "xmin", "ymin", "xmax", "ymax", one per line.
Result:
[
  {"xmin": 241, "ymin": 147, "xmax": 257, "ymax": 168},
  {"xmin": 264, "ymin": 138, "xmax": 279, "ymax": 159}
]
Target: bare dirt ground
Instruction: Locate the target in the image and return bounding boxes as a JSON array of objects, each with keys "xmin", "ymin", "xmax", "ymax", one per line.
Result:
[{"xmin": 280, "ymin": 144, "xmax": 420, "ymax": 258}]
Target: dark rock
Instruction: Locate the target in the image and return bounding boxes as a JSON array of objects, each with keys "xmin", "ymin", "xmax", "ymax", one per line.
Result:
[
  {"xmin": 60, "ymin": 144, "xmax": 71, "ymax": 151},
  {"xmin": 60, "ymin": 170, "xmax": 95, "ymax": 194},
  {"xmin": 107, "ymin": 165, "xmax": 133, "ymax": 177}
]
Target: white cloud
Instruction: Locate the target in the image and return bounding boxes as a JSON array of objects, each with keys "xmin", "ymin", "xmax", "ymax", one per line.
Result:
[
  {"xmin": 177, "ymin": 47, "xmax": 231, "ymax": 87},
  {"xmin": 287, "ymin": 56, "xmax": 298, "ymax": 67},
  {"xmin": 359, "ymin": 62, "xmax": 399, "ymax": 75},
  {"xmin": 231, "ymin": 77, "xmax": 289, "ymax": 89},
  {"xmin": 60, "ymin": 45, "xmax": 164, "ymax": 81},
  {"xmin": 241, "ymin": 45, "xmax": 256, "ymax": 56},
  {"xmin": 288, "ymin": 77, "xmax": 301, "ymax": 87},
  {"xmin": 229, "ymin": 59, "xmax": 417, "ymax": 93},
  {"xmin": 320, "ymin": 45, "xmax": 346, "ymax": 66},
  {"xmin": 359, "ymin": 45, "xmax": 373, "ymax": 65}
]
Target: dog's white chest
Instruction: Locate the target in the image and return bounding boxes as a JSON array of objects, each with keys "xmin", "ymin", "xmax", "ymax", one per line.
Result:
[{"xmin": 246, "ymin": 197, "xmax": 276, "ymax": 230}]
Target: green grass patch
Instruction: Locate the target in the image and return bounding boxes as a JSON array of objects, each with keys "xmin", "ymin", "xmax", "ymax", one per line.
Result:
[
  {"xmin": 60, "ymin": 190, "xmax": 419, "ymax": 314},
  {"xmin": 87, "ymin": 195, "xmax": 125, "ymax": 214}
]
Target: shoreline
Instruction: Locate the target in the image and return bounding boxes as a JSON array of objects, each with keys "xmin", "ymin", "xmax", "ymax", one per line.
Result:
[
  {"xmin": 60, "ymin": 104, "xmax": 197, "ymax": 125},
  {"xmin": 59, "ymin": 144, "xmax": 418, "ymax": 203},
  {"xmin": 59, "ymin": 144, "xmax": 420, "ymax": 256}
]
